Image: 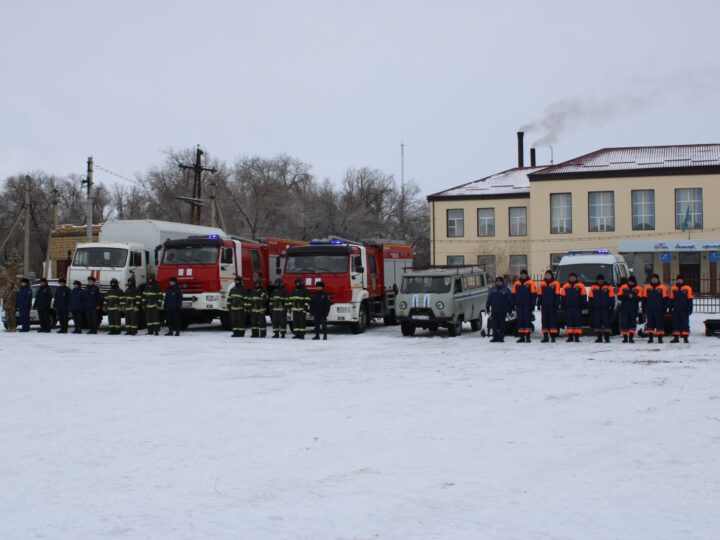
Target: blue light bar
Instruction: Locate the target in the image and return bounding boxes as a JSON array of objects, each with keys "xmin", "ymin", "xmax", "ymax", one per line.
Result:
[
  {"xmin": 567, "ymin": 249, "xmax": 611, "ymax": 255},
  {"xmin": 330, "ymin": 239, "xmax": 345, "ymax": 245},
  {"xmin": 595, "ymin": 249, "xmax": 610, "ymax": 254},
  {"xmin": 310, "ymin": 240, "xmax": 323, "ymax": 245}
]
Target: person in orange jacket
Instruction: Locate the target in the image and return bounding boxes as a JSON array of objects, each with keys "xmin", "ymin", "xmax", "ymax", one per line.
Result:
[
  {"xmin": 642, "ymin": 274, "xmax": 669, "ymax": 343},
  {"xmin": 537, "ymin": 270, "xmax": 561, "ymax": 342},
  {"xmin": 617, "ymin": 275, "xmax": 643, "ymax": 343},
  {"xmin": 588, "ymin": 274, "xmax": 615, "ymax": 343},
  {"xmin": 669, "ymin": 275, "xmax": 693, "ymax": 343},
  {"xmin": 511, "ymin": 269, "xmax": 537, "ymax": 343}
]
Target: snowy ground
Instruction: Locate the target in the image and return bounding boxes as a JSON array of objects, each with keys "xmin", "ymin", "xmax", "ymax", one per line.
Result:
[{"xmin": 1, "ymin": 315, "xmax": 719, "ymax": 540}]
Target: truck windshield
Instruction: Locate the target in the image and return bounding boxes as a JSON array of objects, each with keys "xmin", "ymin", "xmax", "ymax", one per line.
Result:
[
  {"xmin": 73, "ymin": 247, "xmax": 128, "ymax": 267},
  {"xmin": 556, "ymin": 263, "xmax": 613, "ymax": 286},
  {"xmin": 401, "ymin": 276, "xmax": 452, "ymax": 294},
  {"xmin": 286, "ymin": 254, "xmax": 348, "ymax": 273},
  {"xmin": 162, "ymin": 246, "xmax": 218, "ymax": 265}
]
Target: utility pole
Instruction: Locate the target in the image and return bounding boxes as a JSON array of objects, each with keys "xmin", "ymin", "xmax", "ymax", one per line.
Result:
[
  {"xmin": 23, "ymin": 175, "xmax": 31, "ymax": 276},
  {"xmin": 209, "ymin": 179, "xmax": 217, "ymax": 228},
  {"xmin": 179, "ymin": 146, "xmax": 217, "ymax": 225},
  {"xmin": 399, "ymin": 141, "xmax": 406, "ymax": 235},
  {"xmin": 43, "ymin": 188, "xmax": 59, "ymax": 279},
  {"xmin": 84, "ymin": 157, "xmax": 94, "ymax": 241}
]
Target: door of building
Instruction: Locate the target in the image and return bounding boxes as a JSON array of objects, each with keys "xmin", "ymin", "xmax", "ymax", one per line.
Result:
[{"xmin": 678, "ymin": 252, "xmax": 700, "ymax": 292}]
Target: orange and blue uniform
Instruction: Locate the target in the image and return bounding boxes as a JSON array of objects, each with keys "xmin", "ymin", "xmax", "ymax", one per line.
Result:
[
  {"xmin": 642, "ymin": 283, "xmax": 669, "ymax": 336},
  {"xmin": 617, "ymin": 283, "xmax": 644, "ymax": 335},
  {"xmin": 669, "ymin": 284, "xmax": 693, "ymax": 336},
  {"xmin": 537, "ymin": 278, "xmax": 562, "ymax": 335},
  {"xmin": 588, "ymin": 283, "xmax": 615, "ymax": 333},
  {"xmin": 511, "ymin": 278, "xmax": 537, "ymax": 335},
  {"xmin": 561, "ymin": 281, "xmax": 587, "ymax": 335}
]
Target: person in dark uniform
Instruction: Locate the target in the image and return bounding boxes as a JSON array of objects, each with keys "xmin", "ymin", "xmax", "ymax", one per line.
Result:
[
  {"xmin": 291, "ymin": 278, "xmax": 311, "ymax": 339},
  {"xmin": 560, "ymin": 273, "xmax": 587, "ymax": 342},
  {"xmin": 53, "ymin": 278, "xmax": 71, "ymax": 333},
  {"xmin": 163, "ymin": 276, "xmax": 183, "ymax": 336},
  {"xmin": 70, "ymin": 280, "xmax": 84, "ymax": 333},
  {"xmin": 310, "ymin": 281, "xmax": 332, "ymax": 340},
  {"xmin": 669, "ymin": 275, "xmax": 693, "ymax": 343},
  {"xmin": 617, "ymin": 275, "xmax": 643, "ymax": 343},
  {"xmin": 228, "ymin": 277, "xmax": 249, "ymax": 337},
  {"xmin": 486, "ymin": 276, "xmax": 513, "ymax": 342},
  {"xmin": 16, "ymin": 277, "xmax": 32, "ymax": 332},
  {"xmin": 143, "ymin": 275, "xmax": 163, "ymax": 336},
  {"xmin": 537, "ymin": 270, "xmax": 561, "ymax": 343},
  {"xmin": 642, "ymin": 274, "xmax": 668, "ymax": 343},
  {"xmin": 511, "ymin": 269, "xmax": 537, "ymax": 342},
  {"xmin": 83, "ymin": 276, "xmax": 102, "ymax": 334},
  {"xmin": 588, "ymin": 274, "xmax": 615, "ymax": 343},
  {"xmin": 249, "ymin": 279, "xmax": 268, "ymax": 338},
  {"xmin": 270, "ymin": 278, "xmax": 289, "ymax": 338},
  {"xmin": 34, "ymin": 278, "xmax": 53, "ymax": 333},
  {"xmin": 124, "ymin": 277, "xmax": 141, "ymax": 335},
  {"xmin": 105, "ymin": 278, "xmax": 125, "ymax": 335}
]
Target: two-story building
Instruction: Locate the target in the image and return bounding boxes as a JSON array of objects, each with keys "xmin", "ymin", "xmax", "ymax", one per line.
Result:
[{"xmin": 429, "ymin": 143, "xmax": 720, "ymax": 291}]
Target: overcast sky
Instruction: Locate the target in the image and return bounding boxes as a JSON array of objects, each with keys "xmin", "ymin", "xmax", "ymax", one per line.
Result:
[{"xmin": 2, "ymin": 0, "xmax": 719, "ymax": 195}]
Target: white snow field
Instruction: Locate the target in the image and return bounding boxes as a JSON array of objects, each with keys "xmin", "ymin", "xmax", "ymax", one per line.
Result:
[{"xmin": 1, "ymin": 315, "xmax": 719, "ymax": 540}]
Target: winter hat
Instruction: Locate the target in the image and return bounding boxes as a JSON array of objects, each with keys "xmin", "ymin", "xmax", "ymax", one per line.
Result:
[
  {"xmin": 628, "ymin": 275, "xmax": 637, "ymax": 284},
  {"xmin": 87, "ymin": 276, "xmax": 96, "ymax": 282},
  {"xmin": 568, "ymin": 272, "xmax": 578, "ymax": 279},
  {"xmin": 596, "ymin": 274, "xmax": 605, "ymax": 281},
  {"xmin": 20, "ymin": 277, "xmax": 30, "ymax": 284},
  {"xmin": 73, "ymin": 280, "xmax": 82, "ymax": 286},
  {"xmin": 168, "ymin": 277, "xmax": 178, "ymax": 284},
  {"xmin": 110, "ymin": 278, "xmax": 119, "ymax": 285},
  {"xmin": 520, "ymin": 269, "xmax": 528, "ymax": 276},
  {"xmin": 59, "ymin": 278, "xmax": 66, "ymax": 284},
  {"xmin": 676, "ymin": 274, "xmax": 684, "ymax": 281},
  {"xmin": 651, "ymin": 273, "xmax": 660, "ymax": 280},
  {"xmin": 495, "ymin": 276, "xmax": 504, "ymax": 283}
]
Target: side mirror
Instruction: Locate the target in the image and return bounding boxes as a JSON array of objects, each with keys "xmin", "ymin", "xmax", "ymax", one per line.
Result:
[{"xmin": 354, "ymin": 266, "xmax": 364, "ymax": 274}]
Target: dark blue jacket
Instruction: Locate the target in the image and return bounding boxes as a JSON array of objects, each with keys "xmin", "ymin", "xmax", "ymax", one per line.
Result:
[
  {"xmin": 34, "ymin": 285, "xmax": 52, "ymax": 310},
  {"xmin": 642, "ymin": 283, "xmax": 668, "ymax": 312},
  {"xmin": 511, "ymin": 279, "xmax": 537, "ymax": 307},
  {"xmin": 589, "ymin": 283, "xmax": 615, "ymax": 312},
  {"xmin": 537, "ymin": 279, "xmax": 562, "ymax": 309},
  {"xmin": 163, "ymin": 284, "xmax": 183, "ymax": 310},
  {"xmin": 83, "ymin": 285, "xmax": 101, "ymax": 310},
  {"xmin": 54, "ymin": 286, "xmax": 71, "ymax": 311},
  {"xmin": 486, "ymin": 284, "xmax": 513, "ymax": 314},
  {"xmin": 310, "ymin": 290, "xmax": 332, "ymax": 318},
  {"xmin": 669, "ymin": 285, "xmax": 693, "ymax": 314},
  {"xmin": 560, "ymin": 281, "xmax": 587, "ymax": 309},
  {"xmin": 69, "ymin": 287, "xmax": 84, "ymax": 311},
  {"xmin": 618, "ymin": 284, "xmax": 643, "ymax": 313},
  {"xmin": 16, "ymin": 286, "xmax": 32, "ymax": 312}
]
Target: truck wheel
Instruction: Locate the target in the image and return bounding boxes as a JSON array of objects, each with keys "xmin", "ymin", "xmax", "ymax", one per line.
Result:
[
  {"xmin": 401, "ymin": 322, "xmax": 416, "ymax": 336},
  {"xmin": 448, "ymin": 319, "xmax": 462, "ymax": 337},
  {"xmin": 383, "ymin": 310, "xmax": 398, "ymax": 326},
  {"xmin": 352, "ymin": 303, "xmax": 368, "ymax": 334},
  {"xmin": 220, "ymin": 312, "xmax": 232, "ymax": 331},
  {"xmin": 470, "ymin": 314, "xmax": 482, "ymax": 332}
]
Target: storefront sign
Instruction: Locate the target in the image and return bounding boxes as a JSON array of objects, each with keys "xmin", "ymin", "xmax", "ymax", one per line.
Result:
[
  {"xmin": 660, "ymin": 253, "xmax": 672, "ymax": 264},
  {"xmin": 709, "ymin": 252, "xmax": 720, "ymax": 263},
  {"xmin": 618, "ymin": 239, "xmax": 720, "ymax": 252}
]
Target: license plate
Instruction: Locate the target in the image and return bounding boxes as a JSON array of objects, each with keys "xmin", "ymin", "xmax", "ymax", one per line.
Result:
[
  {"xmin": 182, "ymin": 301, "xmax": 193, "ymax": 308},
  {"xmin": 412, "ymin": 315, "xmax": 430, "ymax": 320}
]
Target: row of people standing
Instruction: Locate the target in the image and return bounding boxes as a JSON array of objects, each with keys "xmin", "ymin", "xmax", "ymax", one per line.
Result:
[
  {"xmin": 228, "ymin": 277, "xmax": 332, "ymax": 340},
  {"xmin": 485, "ymin": 270, "xmax": 694, "ymax": 344}
]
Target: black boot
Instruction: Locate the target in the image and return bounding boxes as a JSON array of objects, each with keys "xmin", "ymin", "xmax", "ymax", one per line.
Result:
[
  {"xmin": 550, "ymin": 334, "xmax": 556, "ymax": 343},
  {"xmin": 174, "ymin": 331, "xmax": 180, "ymax": 336},
  {"xmin": 648, "ymin": 334, "xmax": 654, "ymax": 343},
  {"xmin": 595, "ymin": 332, "xmax": 603, "ymax": 343},
  {"xmin": 312, "ymin": 335, "xmax": 320, "ymax": 340},
  {"xmin": 526, "ymin": 334, "xmax": 531, "ymax": 343},
  {"xmin": 154, "ymin": 330, "xmax": 159, "ymax": 336},
  {"xmin": 272, "ymin": 333, "xmax": 279, "ymax": 338},
  {"xmin": 165, "ymin": 331, "xmax": 173, "ymax": 336},
  {"xmin": 658, "ymin": 335, "xmax": 664, "ymax": 343},
  {"xmin": 516, "ymin": 335, "xmax": 526, "ymax": 343},
  {"xmin": 323, "ymin": 334, "xmax": 327, "ymax": 340},
  {"xmin": 541, "ymin": 334, "xmax": 549, "ymax": 343},
  {"xmin": 629, "ymin": 334, "xmax": 634, "ymax": 343},
  {"xmin": 566, "ymin": 334, "xmax": 574, "ymax": 343},
  {"xmin": 622, "ymin": 334, "xmax": 628, "ymax": 343},
  {"xmin": 574, "ymin": 334, "xmax": 580, "ymax": 342},
  {"xmin": 603, "ymin": 333, "xmax": 610, "ymax": 343},
  {"xmin": 281, "ymin": 333, "xmax": 286, "ymax": 339},
  {"xmin": 670, "ymin": 336, "xmax": 679, "ymax": 343},
  {"xmin": 683, "ymin": 336, "xmax": 689, "ymax": 343}
]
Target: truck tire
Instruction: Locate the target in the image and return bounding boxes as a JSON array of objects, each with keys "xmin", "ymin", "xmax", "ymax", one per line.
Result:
[
  {"xmin": 383, "ymin": 310, "xmax": 398, "ymax": 326},
  {"xmin": 448, "ymin": 318, "xmax": 462, "ymax": 337},
  {"xmin": 352, "ymin": 303, "xmax": 368, "ymax": 334},
  {"xmin": 470, "ymin": 313, "xmax": 482, "ymax": 332},
  {"xmin": 401, "ymin": 322, "xmax": 416, "ymax": 336}
]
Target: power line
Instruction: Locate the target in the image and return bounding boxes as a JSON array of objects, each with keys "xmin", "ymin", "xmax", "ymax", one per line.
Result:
[{"xmin": 94, "ymin": 164, "xmax": 136, "ymax": 184}]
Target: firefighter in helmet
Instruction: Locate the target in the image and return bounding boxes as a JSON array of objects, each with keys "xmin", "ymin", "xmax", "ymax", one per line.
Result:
[
  {"xmin": 249, "ymin": 278, "xmax": 268, "ymax": 338},
  {"xmin": 228, "ymin": 276, "xmax": 249, "ymax": 337},
  {"xmin": 270, "ymin": 278, "xmax": 289, "ymax": 338},
  {"xmin": 290, "ymin": 278, "xmax": 311, "ymax": 339}
]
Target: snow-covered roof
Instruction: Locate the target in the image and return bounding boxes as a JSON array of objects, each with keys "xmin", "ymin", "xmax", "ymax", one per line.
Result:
[
  {"xmin": 427, "ymin": 166, "xmax": 545, "ymax": 200},
  {"xmin": 531, "ymin": 144, "xmax": 720, "ymax": 179}
]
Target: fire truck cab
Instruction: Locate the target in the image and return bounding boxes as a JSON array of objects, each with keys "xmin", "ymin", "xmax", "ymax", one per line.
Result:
[
  {"xmin": 282, "ymin": 238, "xmax": 413, "ymax": 333},
  {"xmin": 156, "ymin": 235, "xmax": 267, "ymax": 327}
]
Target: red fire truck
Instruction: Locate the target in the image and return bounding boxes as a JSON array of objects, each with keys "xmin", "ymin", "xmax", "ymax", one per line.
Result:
[
  {"xmin": 282, "ymin": 238, "xmax": 414, "ymax": 333},
  {"xmin": 156, "ymin": 235, "xmax": 305, "ymax": 329}
]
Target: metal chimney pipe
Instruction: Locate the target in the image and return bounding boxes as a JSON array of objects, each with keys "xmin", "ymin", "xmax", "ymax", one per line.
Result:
[
  {"xmin": 517, "ymin": 132, "xmax": 525, "ymax": 168},
  {"xmin": 530, "ymin": 147, "xmax": 537, "ymax": 167}
]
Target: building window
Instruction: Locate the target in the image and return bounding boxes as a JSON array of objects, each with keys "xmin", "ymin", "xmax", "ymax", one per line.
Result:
[
  {"xmin": 477, "ymin": 208, "xmax": 495, "ymax": 237},
  {"xmin": 632, "ymin": 190, "xmax": 655, "ymax": 231},
  {"xmin": 447, "ymin": 255, "xmax": 465, "ymax": 266},
  {"xmin": 675, "ymin": 188, "xmax": 703, "ymax": 230},
  {"xmin": 477, "ymin": 255, "xmax": 496, "ymax": 277},
  {"xmin": 447, "ymin": 209, "xmax": 464, "ymax": 237},
  {"xmin": 509, "ymin": 207, "xmax": 527, "ymax": 236},
  {"xmin": 550, "ymin": 253, "xmax": 564, "ymax": 272},
  {"xmin": 509, "ymin": 255, "xmax": 527, "ymax": 278},
  {"xmin": 550, "ymin": 193, "xmax": 572, "ymax": 234},
  {"xmin": 588, "ymin": 191, "xmax": 615, "ymax": 232}
]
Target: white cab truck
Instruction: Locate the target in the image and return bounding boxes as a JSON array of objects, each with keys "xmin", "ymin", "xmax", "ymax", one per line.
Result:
[{"xmin": 67, "ymin": 219, "xmax": 225, "ymax": 292}]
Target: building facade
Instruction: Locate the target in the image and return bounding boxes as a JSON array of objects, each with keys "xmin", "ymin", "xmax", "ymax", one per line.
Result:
[{"xmin": 429, "ymin": 144, "xmax": 720, "ymax": 290}]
